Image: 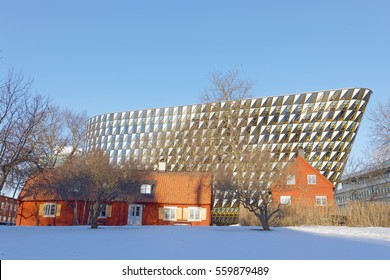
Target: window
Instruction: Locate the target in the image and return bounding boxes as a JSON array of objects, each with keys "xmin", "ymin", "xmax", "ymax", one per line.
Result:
[
  {"xmin": 188, "ymin": 207, "xmax": 201, "ymax": 221},
  {"xmin": 164, "ymin": 207, "xmax": 176, "ymax": 221},
  {"xmin": 43, "ymin": 203, "xmax": 56, "ymax": 217},
  {"xmin": 307, "ymin": 175, "xmax": 317, "ymax": 184},
  {"xmin": 140, "ymin": 184, "xmax": 152, "ymax": 194},
  {"xmin": 280, "ymin": 196, "xmax": 291, "ymax": 205},
  {"xmin": 316, "ymin": 196, "xmax": 327, "ymax": 206},
  {"xmin": 287, "ymin": 175, "xmax": 296, "ymax": 185},
  {"xmin": 99, "ymin": 208, "xmax": 106, "ymax": 218}
]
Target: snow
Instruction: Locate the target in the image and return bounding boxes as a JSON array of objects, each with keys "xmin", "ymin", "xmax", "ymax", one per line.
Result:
[{"xmin": 0, "ymin": 225, "xmax": 389, "ymax": 260}]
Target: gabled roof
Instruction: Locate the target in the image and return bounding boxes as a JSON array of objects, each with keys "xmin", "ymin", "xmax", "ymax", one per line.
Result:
[
  {"xmin": 18, "ymin": 172, "xmax": 61, "ymax": 202},
  {"xmin": 287, "ymin": 155, "xmax": 335, "ymax": 188}
]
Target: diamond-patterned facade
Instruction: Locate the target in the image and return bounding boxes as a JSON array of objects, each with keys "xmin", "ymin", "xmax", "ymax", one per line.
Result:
[{"xmin": 86, "ymin": 88, "xmax": 372, "ymax": 185}]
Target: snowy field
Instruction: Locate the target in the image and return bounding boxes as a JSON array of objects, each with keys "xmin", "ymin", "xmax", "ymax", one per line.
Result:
[{"xmin": 0, "ymin": 225, "xmax": 389, "ymax": 260}]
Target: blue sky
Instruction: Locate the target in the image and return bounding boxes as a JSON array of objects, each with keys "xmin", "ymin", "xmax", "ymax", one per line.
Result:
[{"xmin": 0, "ymin": 0, "xmax": 389, "ymax": 159}]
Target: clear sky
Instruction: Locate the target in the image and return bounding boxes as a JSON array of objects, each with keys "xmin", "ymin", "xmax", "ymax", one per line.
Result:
[{"xmin": 0, "ymin": 0, "xmax": 389, "ymax": 159}]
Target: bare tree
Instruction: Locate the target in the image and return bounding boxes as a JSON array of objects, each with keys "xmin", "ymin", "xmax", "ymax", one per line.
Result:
[
  {"xmin": 213, "ymin": 148, "xmax": 291, "ymax": 230},
  {"xmin": 17, "ymin": 170, "xmax": 53, "ymax": 226},
  {"xmin": 63, "ymin": 109, "xmax": 88, "ymax": 158},
  {"xmin": 368, "ymin": 97, "xmax": 390, "ymax": 162},
  {"xmin": 52, "ymin": 150, "xmax": 149, "ymax": 228},
  {"xmin": 85, "ymin": 151, "xmax": 149, "ymax": 229},
  {"xmin": 201, "ymin": 69, "xmax": 291, "ymax": 230},
  {"xmin": 0, "ymin": 70, "xmax": 51, "ymax": 193},
  {"xmin": 32, "ymin": 108, "xmax": 88, "ymax": 170},
  {"xmin": 337, "ymin": 98, "xmax": 390, "ymax": 205},
  {"xmin": 32, "ymin": 105, "xmax": 68, "ymax": 170},
  {"xmin": 340, "ymin": 155, "xmax": 390, "ymax": 205},
  {"xmin": 201, "ymin": 68, "xmax": 254, "ymax": 103},
  {"xmin": 52, "ymin": 155, "xmax": 93, "ymax": 225}
]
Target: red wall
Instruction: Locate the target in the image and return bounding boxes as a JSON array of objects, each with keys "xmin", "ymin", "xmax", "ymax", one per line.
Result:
[
  {"xmin": 142, "ymin": 203, "xmax": 211, "ymax": 226},
  {"xmin": 17, "ymin": 201, "xmax": 90, "ymax": 226},
  {"xmin": 17, "ymin": 201, "xmax": 212, "ymax": 226},
  {"xmin": 105, "ymin": 202, "xmax": 128, "ymax": 225},
  {"xmin": 104, "ymin": 202, "xmax": 211, "ymax": 226}
]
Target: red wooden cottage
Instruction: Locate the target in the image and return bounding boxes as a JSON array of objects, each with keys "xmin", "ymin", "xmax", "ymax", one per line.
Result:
[{"xmin": 16, "ymin": 171, "xmax": 213, "ymax": 226}]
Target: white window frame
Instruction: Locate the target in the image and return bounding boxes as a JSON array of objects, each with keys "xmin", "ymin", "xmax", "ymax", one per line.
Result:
[
  {"xmin": 140, "ymin": 184, "xmax": 152, "ymax": 194},
  {"xmin": 307, "ymin": 175, "xmax": 317, "ymax": 185},
  {"xmin": 280, "ymin": 196, "xmax": 291, "ymax": 205},
  {"xmin": 188, "ymin": 207, "xmax": 201, "ymax": 221},
  {"xmin": 43, "ymin": 203, "xmax": 56, "ymax": 217},
  {"xmin": 163, "ymin": 207, "xmax": 177, "ymax": 221},
  {"xmin": 316, "ymin": 196, "xmax": 327, "ymax": 206},
  {"xmin": 287, "ymin": 175, "xmax": 296, "ymax": 185}
]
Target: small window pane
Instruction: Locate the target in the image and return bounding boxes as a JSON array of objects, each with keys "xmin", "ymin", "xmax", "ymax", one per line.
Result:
[
  {"xmin": 308, "ymin": 175, "xmax": 317, "ymax": 184},
  {"xmin": 164, "ymin": 207, "xmax": 176, "ymax": 221},
  {"xmin": 188, "ymin": 207, "xmax": 201, "ymax": 221},
  {"xmin": 316, "ymin": 196, "xmax": 327, "ymax": 206},
  {"xmin": 287, "ymin": 175, "xmax": 295, "ymax": 185},
  {"xmin": 280, "ymin": 196, "xmax": 291, "ymax": 205},
  {"xmin": 43, "ymin": 204, "xmax": 56, "ymax": 217},
  {"xmin": 140, "ymin": 184, "xmax": 152, "ymax": 194}
]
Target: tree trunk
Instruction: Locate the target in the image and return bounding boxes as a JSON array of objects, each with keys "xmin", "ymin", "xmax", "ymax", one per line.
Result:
[
  {"xmin": 91, "ymin": 220, "xmax": 98, "ymax": 229},
  {"xmin": 73, "ymin": 201, "xmax": 79, "ymax": 225},
  {"xmin": 81, "ymin": 200, "xmax": 87, "ymax": 225},
  {"xmin": 261, "ymin": 219, "xmax": 271, "ymax": 231},
  {"xmin": 33, "ymin": 200, "xmax": 40, "ymax": 226},
  {"xmin": 89, "ymin": 203, "xmax": 99, "ymax": 229},
  {"xmin": 256, "ymin": 211, "xmax": 271, "ymax": 231},
  {"xmin": 0, "ymin": 172, "xmax": 8, "ymax": 193}
]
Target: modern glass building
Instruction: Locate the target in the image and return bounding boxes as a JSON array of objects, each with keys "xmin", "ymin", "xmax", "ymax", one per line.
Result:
[{"xmin": 86, "ymin": 88, "xmax": 372, "ymax": 185}]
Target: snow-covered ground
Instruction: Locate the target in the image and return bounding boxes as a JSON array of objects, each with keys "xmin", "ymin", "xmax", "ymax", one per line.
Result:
[{"xmin": 0, "ymin": 225, "xmax": 389, "ymax": 260}]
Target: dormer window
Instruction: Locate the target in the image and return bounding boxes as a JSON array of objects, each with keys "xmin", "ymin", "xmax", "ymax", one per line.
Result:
[{"xmin": 140, "ymin": 184, "xmax": 152, "ymax": 194}]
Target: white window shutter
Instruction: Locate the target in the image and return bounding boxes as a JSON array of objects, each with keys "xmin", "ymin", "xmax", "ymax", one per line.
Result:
[
  {"xmin": 39, "ymin": 204, "xmax": 44, "ymax": 216},
  {"xmin": 106, "ymin": 205, "xmax": 112, "ymax": 217},
  {"xmin": 158, "ymin": 207, "xmax": 164, "ymax": 219},
  {"xmin": 176, "ymin": 207, "xmax": 182, "ymax": 220},
  {"xmin": 201, "ymin": 208, "xmax": 207, "ymax": 221},
  {"xmin": 183, "ymin": 208, "xmax": 188, "ymax": 220}
]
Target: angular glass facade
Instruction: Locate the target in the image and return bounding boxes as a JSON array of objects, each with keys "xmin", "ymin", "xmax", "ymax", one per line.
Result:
[{"xmin": 87, "ymin": 88, "xmax": 372, "ymax": 185}]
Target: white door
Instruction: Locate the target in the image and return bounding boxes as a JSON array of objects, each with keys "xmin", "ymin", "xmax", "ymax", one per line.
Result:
[{"xmin": 128, "ymin": 204, "xmax": 143, "ymax": 225}]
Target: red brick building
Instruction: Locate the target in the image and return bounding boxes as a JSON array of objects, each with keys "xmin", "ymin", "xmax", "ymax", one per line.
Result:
[
  {"xmin": 17, "ymin": 171, "xmax": 212, "ymax": 226},
  {"xmin": 0, "ymin": 195, "xmax": 18, "ymax": 225},
  {"xmin": 272, "ymin": 155, "xmax": 336, "ymax": 207}
]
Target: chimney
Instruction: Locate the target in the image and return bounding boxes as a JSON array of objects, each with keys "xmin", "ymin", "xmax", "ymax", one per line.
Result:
[
  {"xmin": 297, "ymin": 148, "xmax": 305, "ymax": 158},
  {"xmin": 158, "ymin": 159, "xmax": 166, "ymax": 172}
]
